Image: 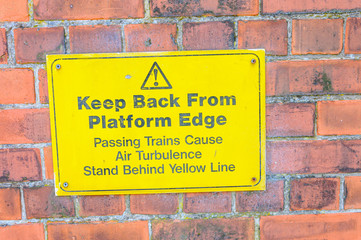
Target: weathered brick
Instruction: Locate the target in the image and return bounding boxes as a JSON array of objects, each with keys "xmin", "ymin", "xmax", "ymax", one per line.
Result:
[
  {"xmin": 0, "ymin": 28, "xmax": 7, "ymax": 63},
  {"xmin": 184, "ymin": 192, "xmax": 231, "ymax": 213},
  {"xmin": 124, "ymin": 24, "xmax": 177, "ymax": 52},
  {"xmin": 130, "ymin": 194, "xmax": 178, "ymax": 215},
  {"xmin": 263, "ymin": 0, "xmax": 361, "ymax": 13},
  {"xmin": 238, "ymin": 20, "xmax": 288, "ymax": 55},
  {"xmin": 346, "ymin": 18, "xmax": 361, "ymax": 54},
  {"xmin": 24, "ymin": 186, "xmax": 74, "ymax": 219},
  {"xmin": 79, "ymin": 195, "xmax": 125, "ymax": 217},
  {"xmin": 34, "ymin": 0, "xmax": 144, "ymax": 20},
  {"xmin": 267, "ymin": 140, "xmax": 361, "ymax": 174},
  {"xmin": 14, "ymin": 27, "xmax": 65, "ymax": 63},
  {"xmin": 0, "ymin": 188, "xmax": 21, "ymax": 220},
  {"xmin": 290, "ymin": 178, "xmax": 340, "ymax": 211},
  {"xmin": 267, "ymin": 103, "xmax": 315, "ymax": 137},
  {"xmin": 151, "ymin": 0, "xmax": 258, "ymax": 17},
  {"xmin": 43, "ymin": 146, "xmax": 53, "ymax": 180},
  {"xmin": 69, "ymin": 25, "xmax": 122, "ymax": 53},
  {"xmin": 38, "ymin": 69, "xmax": 48, "ymax": 104},
  {"xmin": 292, "ymin": 19, "xmax": 343, "ymax": 55},
  {"xmin": 237, "ymin": 180, "xmax": 284, "ymax": 212},
  {"xmin": 318, "ymin": 100, "xmax": 361, "ymax": 135},
  {"xmin": 267, "ymin": 60, "xmax": 361, "ymax": 96},
  {"xmin": 0, "ymin": 69, "xmax": 35, "ymax": 104},
  {"xmin": 0, "ymin": 149, "xmax": 42, "ymax": 182},
  {"xmin": 0, "ymin": 223, "xmax": 45, "ymax": 240},
  {"xmin": 0, "ymin": 109, "xmax": 51, "ymax": 144},
  {"xmin": 0, "ymin": 0, "xmax": 28, "ymax": 21},
  {"xmin": 261, "ymin": 213, "xmax": 361, "ymax": 239},
  {"xmin": 183, "ymin": 21, "xmax": 234, "ymax": 50},
  {"xmin": 345, "ymin": 176, "xmax": 361, "ymax": 209},
  {"xmin": 48, "ymin": 221, "xmax": 149, "ymax": 240},
  {"xmin": 152, "ymin": 218, "xmax": 254, "ymax": 240}
]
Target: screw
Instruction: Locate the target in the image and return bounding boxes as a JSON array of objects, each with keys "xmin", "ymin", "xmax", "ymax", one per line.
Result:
[
  {"xmin": 251, "ymin": 177, "xmax": 257, "ymax": 182},
  {"xmin": 251, "ymin": 59, "xmax": 256, "ymax": 64},
  {"xmin": 56, "ymin": 64, "xmax": 61, "ymax": 70},
  {"xmin": 63, "ymin": 182, "xmax": 68, "ymax": 188}
]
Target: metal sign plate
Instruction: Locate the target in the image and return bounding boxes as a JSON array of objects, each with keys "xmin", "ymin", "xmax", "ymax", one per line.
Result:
[{"xmin": 47, "ymin": 50, "xmax": 266, "ymax": 196}]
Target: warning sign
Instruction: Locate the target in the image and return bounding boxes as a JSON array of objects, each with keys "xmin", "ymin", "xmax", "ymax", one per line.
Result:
[
  {"xmin": 141, "ymin": 62, "xmax": 172, "ymax": 90},
  {"xmin": 47, "ymin": 50, "xmax": 266, "ymax": 196}
]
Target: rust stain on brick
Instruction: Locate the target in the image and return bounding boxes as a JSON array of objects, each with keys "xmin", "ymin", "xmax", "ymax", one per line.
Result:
[
  {"xmin": 291, "ymin": 178, "xmax": 339, "ymax": 210},
  {"xmin": 0, "ymin": 170, "xmax": 10, "ymax": 181},
  {"xmin": 23, "ymin": 111, "xmax": 51, "ymax": 142},
  {"xmin": 24, "ymin": 186, "xmax": 75, "ymax": 218},
  {"xmin": 153, "ymin": 218, "xmax": 254, "ymax": 239},
  {"xmin": 218, "ymin": 0, "xmax": 250, "ymax": 11},
  {"xmin": 151, "ymin": 0, "xmax": 257, "ymax": 17},
  {"xmin": 36, "ymin": 43, "xmax": 64, "ymax": 62},
  {"xmin": 144, "ymin": 37, "xmax": 152, "ymax": 47},
  {"xmin": 0, "ymin": 149, "xmax": 41, "ymax": 182},
  {"xmin": 152, "ymin": 0, "xmax": 201, "ymax": 17},
  {"xmin": 313, "ymin": 71, "xmax": 333, "ymax": 92}
]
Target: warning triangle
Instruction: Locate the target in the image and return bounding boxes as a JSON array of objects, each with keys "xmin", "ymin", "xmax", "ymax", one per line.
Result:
[{"xmin": 141, "ymin": 62, "xmax": 172, "ymax": 90}]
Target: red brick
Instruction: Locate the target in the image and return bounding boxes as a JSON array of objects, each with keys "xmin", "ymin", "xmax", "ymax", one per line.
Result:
[
  {"xmin": 0, "ymin": 223, "xmax": 45, "ymax": 240},
  {"xmin": 0, "ymin": 188, "xmax": 21, "ymax": 220},
  {"xmin": 14, "ymin": 27, "xmax": 65, "ymax": 63},
  {"xmin": 0, "ymin": 28, "xmax": 7, "ymax": 63},
  {"xmin": 43, "ymin": 146, "xmax": 53, "ymax": 180},
  {"xmin": 345, "ymin": 176, "xmax": 361, "ymax": 209},
  {"xmin": 184, "ymin": 192, "xmax": 231, "ymax": 213},
  {"xmin": 124, "ymin": 24, "xmax": 177, "ymax": 52},
  {"xmin": 263, "ymin": 0, "xmax": 361, "ymax": 13},
  {"xmin": 0, "ymin": 0, "xmax": 28, "ymax": 21},
  {"xmin": 153, "ymin": 218, "xmax": 254, "ymax": 240},
  {"xmin": 346, "ymin": 18, "xmax": 361, "ymax": 54},
  {"xmin": 290, "ymin": 178, "xmax": 339, "ymax": 211},
  {"xmin": 292, "ymin": 19, "xmax": 343, "ymax": 55},
  {"xmin": 38, "ymin": 69, "xmax": 48, "ymax": 104},
  {"xmin": 318, "ymin": 100, "xmax": 361, "ymax": 135},
  {"xmin": 0, "ymin": 109, "xmax": 51, "ymax": 144},
  {"xmin": 69, "ymin": 25, "xmax": 122, "ymax": 54},
  {"xmin": 130, "ymin": 194, "xmax": 178, "ymax": 214},
  {"xmin": 238, "ymin": 20, "xmax": 287, "ymax": 55},
  {"xmin": 267, "ymin": 60, "xmax": 361, "ymax": 96},
  {"xmin": 0, "ymin": 69, "xmax": 35, "ymax": 104},
  {"xmin": 183, "ymin": 21, "xmax": 234, "ymax": 50},
  {"xmin": 34, "ymin": 0, "xmax": 144, "ymax": 20},
  {"xmin": 0, "ymin": 149, "xmax": 42, "ymax": 182},
  {"xmin": 267, "ymin": 103, "xmax": 315, "ymax": 137},
  {"xmin": 151, "ymin": 0, "xmax": 258, "ymax": 17},
  {"xmin": 267, "ymin": 140, "xmax": 361, "ymax": 174},
  {"xmin": 24, "ymin": 186, "xmax": 74, "ymax": 218},
  {"xmin": 48, "ymin": 221, "xmax": 149, "ymax": 240},
  {"xmin": 261, "ymin": 213, "xmax": 361, "ymax": 239},
  {"xmin": 237, "ymin": 180, "xmax": 284, "ymax": 212},
  {"xmin": 79, "ymin": 195, "xmax": 125, "ymax": 217}
]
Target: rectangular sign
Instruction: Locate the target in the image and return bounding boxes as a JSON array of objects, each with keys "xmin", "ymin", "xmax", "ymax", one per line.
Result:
[{"xmin": 47, "ymin": 50, "xmax": 266, "ymax": 196}]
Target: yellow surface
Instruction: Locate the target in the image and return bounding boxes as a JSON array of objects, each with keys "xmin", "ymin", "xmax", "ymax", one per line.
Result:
[{"xmin": 47, "ymin": 50, "xmax": 266, "ymax": 196}]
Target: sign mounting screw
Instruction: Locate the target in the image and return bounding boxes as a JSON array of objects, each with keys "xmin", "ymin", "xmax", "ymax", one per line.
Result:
[
  {"xmin": 56, "ymin": 64, "xmax": 61, "ymax": 70},
  {"xmin": 251, "ymin": 59, "xmax": 256, "ymax": 64},
  {"xmin": 251, "ymin": 177, "xmax": 257, "ymax": 182},
  {"xmin": 63, "ymin": 182, "xmax": 69, "ymax": 188}
]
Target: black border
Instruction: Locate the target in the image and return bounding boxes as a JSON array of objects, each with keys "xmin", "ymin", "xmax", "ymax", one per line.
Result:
[{"xmin": 50, "ymin": 52, "xmax": 263, "ymax": 193}]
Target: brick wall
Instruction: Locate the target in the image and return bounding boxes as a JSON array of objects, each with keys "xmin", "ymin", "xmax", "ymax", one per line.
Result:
[{"xmin": 1, "ymin": 0, "xmax": 361, "ymax": 239}]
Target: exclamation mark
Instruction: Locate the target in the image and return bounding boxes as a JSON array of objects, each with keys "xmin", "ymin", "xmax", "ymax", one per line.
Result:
[{"xmin": 154, "ymin": 69, "xmax": 158, "ymax": 86}]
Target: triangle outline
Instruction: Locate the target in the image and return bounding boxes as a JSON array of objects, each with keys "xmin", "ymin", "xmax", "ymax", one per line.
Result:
[{"xmin": 141, "ymin": 62, "xmax": 172, "ymax": 90}]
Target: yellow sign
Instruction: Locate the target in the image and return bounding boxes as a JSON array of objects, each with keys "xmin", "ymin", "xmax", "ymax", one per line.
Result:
[{"xmin": 47, "ymin": 50, "xmax": 266, "ymax": 196}]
